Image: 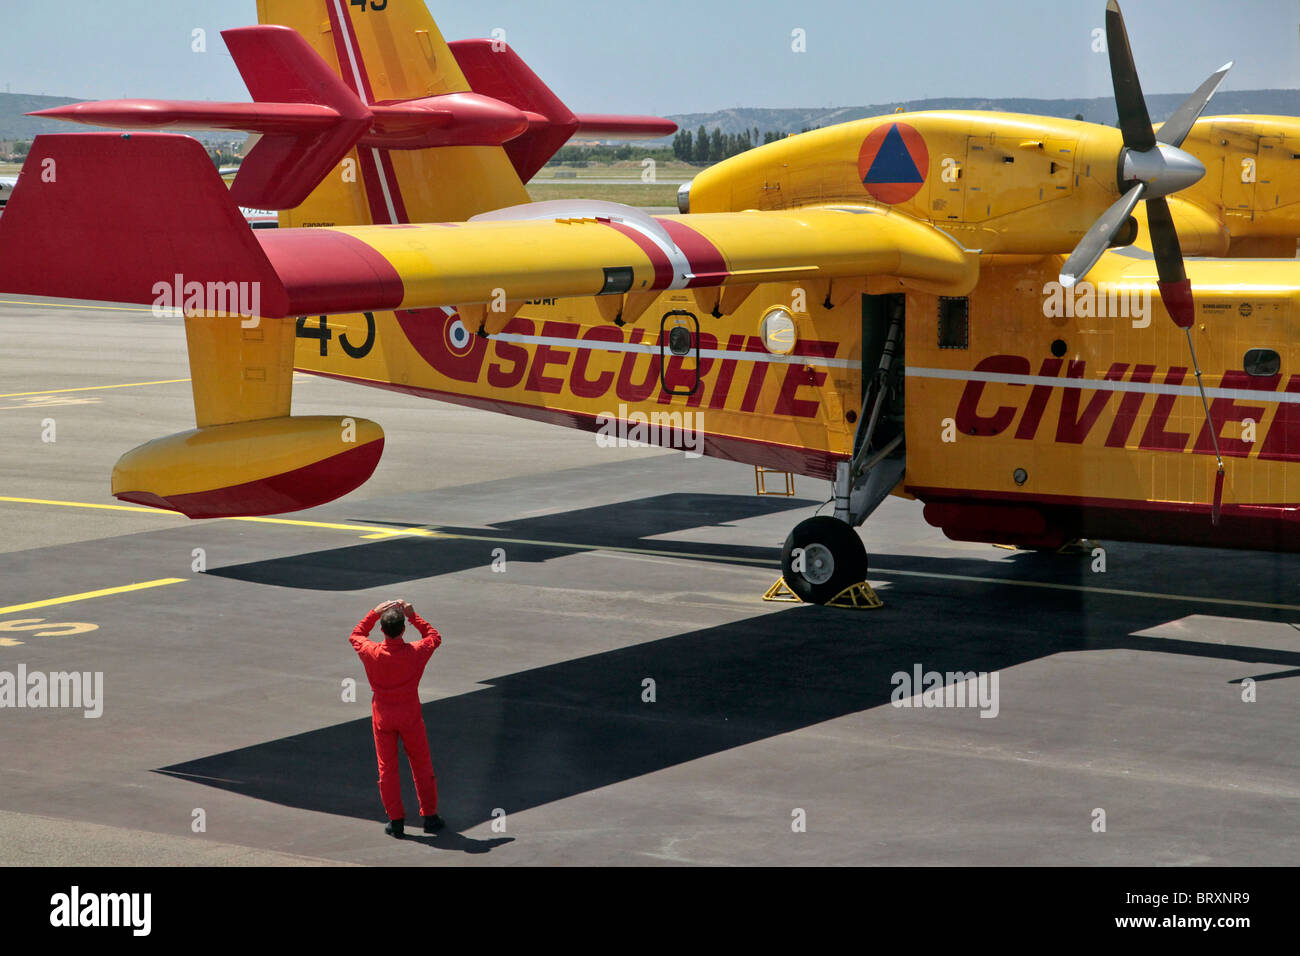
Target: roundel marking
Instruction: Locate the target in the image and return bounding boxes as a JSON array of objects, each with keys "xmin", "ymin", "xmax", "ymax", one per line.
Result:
[
  {"xmin": 857, "ymin": 122, "xmax": 929, "ymax": 204},
  {"xmin": 443, "ymin": 314, "xmax": 475, "ymax": 357}
]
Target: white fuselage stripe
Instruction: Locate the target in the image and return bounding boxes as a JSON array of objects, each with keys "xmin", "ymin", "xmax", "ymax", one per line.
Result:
[{"xmin": 907, "ymin": 366, "xmax": 1300, "ymax": 404}]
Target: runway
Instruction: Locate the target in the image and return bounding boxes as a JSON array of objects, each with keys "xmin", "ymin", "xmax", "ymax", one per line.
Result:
[{"xmin": 1, "ymin": 295, "xmax": 1297, "ymax": 866}]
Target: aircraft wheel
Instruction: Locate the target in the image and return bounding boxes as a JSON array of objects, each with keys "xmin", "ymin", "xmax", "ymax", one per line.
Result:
[{"xmin": 781, "ymin": 516, "xmax": 868, "ymax": 605}]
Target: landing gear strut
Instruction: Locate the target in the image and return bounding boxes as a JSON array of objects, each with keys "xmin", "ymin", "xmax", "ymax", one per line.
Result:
[{"xmin": 767, "ymin": 295, "xmax": 905, "ymax": 607}]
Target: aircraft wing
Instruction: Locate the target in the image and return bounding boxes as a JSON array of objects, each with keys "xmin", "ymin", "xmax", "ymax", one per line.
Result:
[{"xmin": 0, "ymin": 134, "xmax": 979, "ymax": 319}]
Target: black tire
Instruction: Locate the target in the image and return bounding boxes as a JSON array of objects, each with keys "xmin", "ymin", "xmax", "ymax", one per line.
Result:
[{"xmin": 780, "ymin": 516, "xmax": 868, "ymax": 605}]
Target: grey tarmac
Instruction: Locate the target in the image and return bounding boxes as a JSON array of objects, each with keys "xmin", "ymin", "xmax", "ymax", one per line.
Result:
[{"xmin": 0, "ymin": 296, "xmax": 1296, "ymax": 866}]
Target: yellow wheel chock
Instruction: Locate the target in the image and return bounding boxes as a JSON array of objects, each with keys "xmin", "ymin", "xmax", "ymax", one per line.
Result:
[{"xmin": 762, "ymin": 577, "xmax": 883, "ymax": 609}]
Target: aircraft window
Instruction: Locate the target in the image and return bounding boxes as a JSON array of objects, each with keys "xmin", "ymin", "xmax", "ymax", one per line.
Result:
[
  {"xmin": 667, "ymin": 325, "xmax": 693, "ymax": 356},
  {"xmin": 1243, "ymin": 348, "xmax": 1281, "ymax": 377},
  {"xmin": 938, "ymin": 297, "xmax": 969, "ymax": 349}
]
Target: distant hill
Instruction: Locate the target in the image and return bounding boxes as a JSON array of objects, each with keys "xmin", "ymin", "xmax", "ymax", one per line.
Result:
[{"xmin": 667, "ymin": 89, "xmax": 1300, "ymax": 138}]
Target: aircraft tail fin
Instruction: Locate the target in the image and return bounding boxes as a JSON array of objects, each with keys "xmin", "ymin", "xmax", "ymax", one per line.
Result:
[{"xmin": 256, "ymin": 0, "xmax": 532, "ymax": 225}]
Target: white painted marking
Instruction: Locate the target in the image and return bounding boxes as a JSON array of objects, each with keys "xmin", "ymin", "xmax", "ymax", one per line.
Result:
[
  {"xmin": 370, "ymin": 148, "xmax": 400, "ymax": 225},
  {"xmin": 330, "ymin": 0, "xmax": 368, "ymax": 97},
  {"xmin": 331, "ymin": 0, "xmax": 402, "ymax": 225}
]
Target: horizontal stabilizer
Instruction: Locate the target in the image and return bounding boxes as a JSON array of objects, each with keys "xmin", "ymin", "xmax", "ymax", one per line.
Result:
[
  {"xmin": 449, "ymin": 39, "xmax": 678, "ymax": 181},
  {"xmin": 32, "ymin": 27, "xmax": 371, "ymax": 210},
  {"xmin": 223, "ymin": 25, "xmax": 372, "ymax": 208}
]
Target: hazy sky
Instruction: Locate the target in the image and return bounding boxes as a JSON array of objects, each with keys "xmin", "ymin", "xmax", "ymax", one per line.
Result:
[{"xmin": 1, "ymin": 1, "xmax": 1296, "ymax": 114}]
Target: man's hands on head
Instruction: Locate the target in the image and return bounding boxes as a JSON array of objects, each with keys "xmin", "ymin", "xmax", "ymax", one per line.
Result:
[{"xmin": 372, "ymin": 599, "xmax": 416, "ymax": 618}]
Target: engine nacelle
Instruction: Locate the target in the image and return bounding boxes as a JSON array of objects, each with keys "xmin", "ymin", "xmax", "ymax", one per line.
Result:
[{"xmin": 111, "ymin": 416, "xmax": 384, "ymax": 519}]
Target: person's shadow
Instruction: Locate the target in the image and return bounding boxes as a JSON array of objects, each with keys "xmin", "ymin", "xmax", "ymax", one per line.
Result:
[{"xmin": 393, "ymin": 829, "xmax": 513, "ymax": 854}]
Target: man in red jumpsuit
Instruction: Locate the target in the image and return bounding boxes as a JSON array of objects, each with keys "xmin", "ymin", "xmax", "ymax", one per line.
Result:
[{"xmin": 349, "ymin": 599, "xmax": 445, "ymax": 838}]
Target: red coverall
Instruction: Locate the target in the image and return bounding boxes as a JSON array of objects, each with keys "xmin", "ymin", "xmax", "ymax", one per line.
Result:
[{"xmin": 349, "ymin": 609, "xmax": 442, "ymax": 821}]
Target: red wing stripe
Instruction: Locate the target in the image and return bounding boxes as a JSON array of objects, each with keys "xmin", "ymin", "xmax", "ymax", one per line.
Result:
[
  {"xmin": 602, "ymin": 220, "xmax": 674, "ymax": 288},
  {"xmin": 658, "ymin": 219, "xmax": 728, "ymax": 288},
  {"xmin": 259, "ymin": 229, "xmax": 405, "ymax": 316}
]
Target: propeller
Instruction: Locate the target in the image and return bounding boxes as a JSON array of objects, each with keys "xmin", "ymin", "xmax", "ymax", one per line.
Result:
[
  {"xmin": 1060, "ymin": 1, "xmax": 1231, "ymax": 321},
  {"xmin": 1061, "ymin": 1, "xmax": 1233, "ymax": 524}
]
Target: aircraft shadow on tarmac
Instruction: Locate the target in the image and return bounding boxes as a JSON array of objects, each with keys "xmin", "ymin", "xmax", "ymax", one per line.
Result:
[
  {"xmin": 161, "ymin": 533, "xmax": 1300, "ymax": 844},
  {"xmin": 205, "ymin": 493, "xmax": 819, "ymax": 590}
]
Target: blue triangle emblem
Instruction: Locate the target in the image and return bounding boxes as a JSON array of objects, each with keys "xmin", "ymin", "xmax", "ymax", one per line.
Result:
[{"xmin": 864, "ymin": 124, "xmax": 923, "ymax": 184}]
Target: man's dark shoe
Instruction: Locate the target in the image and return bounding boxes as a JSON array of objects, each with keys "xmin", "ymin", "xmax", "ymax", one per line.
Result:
[
  {"xmin": 423, "ymin": 814, "xmax": 446, "ymax": 834},
  {"xmin": 385, "ymin": 818, "xmax": 405, "ymax": 839}
]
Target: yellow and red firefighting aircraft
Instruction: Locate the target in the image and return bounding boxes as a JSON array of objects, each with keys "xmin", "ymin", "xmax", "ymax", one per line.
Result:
[{"xmin": 1, "ymin": 0, "xmax": 1298, "ymax": 605}]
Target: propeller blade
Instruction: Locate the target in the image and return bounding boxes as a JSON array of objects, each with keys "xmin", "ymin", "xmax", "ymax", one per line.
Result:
[
  {"xmin": 1106, "ymin": 0, "xmax": 1157, "ymax": 151},
  {"xmin": 1060, "ymin": 183, "xmax": 1145, "ymax": 287},
  {"xmin": 1158, "ymin": 61, "xmax": 1233, "ymax": 148},
  {"xmin": 1146, "ymin": 196, "xmax": 1194, "ymax": 327}
]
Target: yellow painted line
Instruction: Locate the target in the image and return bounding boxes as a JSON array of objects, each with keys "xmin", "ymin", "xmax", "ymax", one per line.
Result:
[
  {"xmin": 0, "ymin": 379, "xmax": 190, "ymax": 399},
  {"xmin": 0, "ymin": 497, "xmax": 441, "ymax": 537},
  {"xmin": 0, "ymin": 578, "xmax": 186, "ymax": 615},
  {"xmin": 233, "ymin": 515, "xmax": 449, "ymax": 536},
  {"xmin": 2, "ymin": 496, "xmax": 1297, "ymax": 613},
  {"xmin": 0, "ymin": 299, "xmax": 167, "ymax": 315},
  {"xmin": 0, "ymin": 496, "xmax": 183, "ymax": 515}
]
